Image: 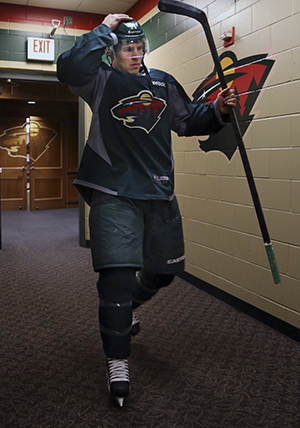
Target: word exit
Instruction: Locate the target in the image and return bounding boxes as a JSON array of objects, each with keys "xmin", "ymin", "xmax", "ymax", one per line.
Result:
[{"xmin": 27, "ymin": 37, "xmax": 55, "ymax": 62}]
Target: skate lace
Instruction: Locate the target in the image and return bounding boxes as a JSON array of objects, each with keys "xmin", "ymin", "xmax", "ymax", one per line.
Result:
[
  {"xmin": 132, "ymin": 310, "xmax": 139, "ymax": 326},
  {"xmin": 107, "ymin": 359, "xmax": 130, "ymax": 383}
]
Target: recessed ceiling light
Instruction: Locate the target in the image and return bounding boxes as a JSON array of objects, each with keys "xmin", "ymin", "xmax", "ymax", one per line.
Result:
[{"xmin": 28, "ymin": 101, "xmax": 36, "ymax": 104}]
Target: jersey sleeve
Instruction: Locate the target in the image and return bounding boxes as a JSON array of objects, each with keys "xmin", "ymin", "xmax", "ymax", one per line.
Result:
[
  {"xmin": 57, "ymin": 24, "xmax": 118, "ymax": 87},
  {"xmin": 168, "ymin": 78, "xmax": 228, "ymax": 137}
]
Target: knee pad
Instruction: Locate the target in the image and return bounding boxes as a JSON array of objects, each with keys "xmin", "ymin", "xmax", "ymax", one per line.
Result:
[
  {"xmin": 133, "ymin": 271, "xmax": 175, "ymax": 308},
  {"xmin": 97, "ymin": 267, "xmax": 137, "ymax": 303},
  {"xmin": 139, "ymin": 271, "xmax": 175, "ymax": 289}
]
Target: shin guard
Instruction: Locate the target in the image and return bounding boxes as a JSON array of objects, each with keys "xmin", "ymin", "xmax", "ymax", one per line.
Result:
[
  {"xmin": 133, "ymin": 270, "xmax": 174, "ymax": 309},
  {"xmin": 97, "ymin": 267, "xmax": 136, "ymax": 359},
  {"xmin": 99, "ymin": 300, "xmax": 132, "ymax": 359}
]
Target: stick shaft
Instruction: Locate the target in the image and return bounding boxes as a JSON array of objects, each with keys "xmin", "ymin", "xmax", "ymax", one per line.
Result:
[
  {"xmin": 160, "ymin": 0, "xmax": 269, "ymax": 241},
  {"xmin": 158, "ymin": 0, "xmax": 281, "ymax": 283},
  {"xmin": 196, "ymin": 13, "xmax": 271, "ymax": 243}
]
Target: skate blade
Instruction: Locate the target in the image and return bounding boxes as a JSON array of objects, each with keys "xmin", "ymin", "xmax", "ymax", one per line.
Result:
[{"xmin": 115, "ymin": 397, "xmax": 124, "ymax": 407}]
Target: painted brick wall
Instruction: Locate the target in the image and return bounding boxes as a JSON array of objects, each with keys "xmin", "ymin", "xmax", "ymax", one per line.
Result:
[{"xmin": 146, "ymin": 0, "xmax": 300, "ymax": 328}]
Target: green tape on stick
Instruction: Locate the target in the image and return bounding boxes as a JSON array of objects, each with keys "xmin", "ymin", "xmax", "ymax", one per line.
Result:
[{"xmin": 265, "ymin": 243, "xmax": 281, "ymax": 284}]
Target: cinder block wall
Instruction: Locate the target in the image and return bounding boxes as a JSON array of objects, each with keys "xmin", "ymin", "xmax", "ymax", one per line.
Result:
[{"xmin": 144, "ymin": 0, "xmax": 300, "ymax": 328}]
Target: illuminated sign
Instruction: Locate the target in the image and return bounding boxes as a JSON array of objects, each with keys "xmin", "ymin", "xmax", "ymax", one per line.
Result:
[{"xmin": 27, "ymin": 37, "xmax": 55, "ymax": 62}]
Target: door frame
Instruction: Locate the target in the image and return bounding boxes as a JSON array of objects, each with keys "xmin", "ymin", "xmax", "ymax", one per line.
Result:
[{"xmin": 0, "ymin": 70, "xmax": 84, "ymax": 246}]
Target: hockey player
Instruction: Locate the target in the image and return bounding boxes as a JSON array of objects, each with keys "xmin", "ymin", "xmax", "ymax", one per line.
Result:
[{"xmin": 57, "ymin": 13, "xmax": 236, "ymax": 407}]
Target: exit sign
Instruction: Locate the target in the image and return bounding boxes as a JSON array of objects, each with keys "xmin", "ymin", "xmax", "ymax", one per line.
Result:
[{"xmin": 27, "ymin": 37, "xmax": 55, "ymax": 62}]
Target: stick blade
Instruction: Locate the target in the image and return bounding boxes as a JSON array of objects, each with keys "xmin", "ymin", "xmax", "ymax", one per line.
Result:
[{"xmin": 158, "ymin": 0, "xmax": 206, "ymax": 23}]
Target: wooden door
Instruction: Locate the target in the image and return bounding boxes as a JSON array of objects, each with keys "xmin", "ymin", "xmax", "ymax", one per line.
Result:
[
  {"xmin": 29, "ymin": 116, "xmax": 65, "ymax": 210},
  {"xmin": 0, "ymin": 118, "xmax": 27, "ymax": 210}
]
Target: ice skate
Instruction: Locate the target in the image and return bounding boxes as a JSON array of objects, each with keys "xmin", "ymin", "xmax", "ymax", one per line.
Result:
[
  {"xmin": 107, "ymin": 358, "xmax": 130, "ymax": 407},
  {"xmin": 131, "ymin": 310, "xmax": 140, "ymax": 336}
]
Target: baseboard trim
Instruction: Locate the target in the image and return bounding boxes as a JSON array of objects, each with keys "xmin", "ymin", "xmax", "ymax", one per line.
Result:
[{"xmin": 178, "ymin": 271, "xmax": 299, "ymax": 344}]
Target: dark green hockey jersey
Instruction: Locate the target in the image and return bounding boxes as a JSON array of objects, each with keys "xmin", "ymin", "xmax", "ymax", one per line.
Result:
[{"xmin": 57, "ymin": 24, "xmax": 227, "ymax": 205}]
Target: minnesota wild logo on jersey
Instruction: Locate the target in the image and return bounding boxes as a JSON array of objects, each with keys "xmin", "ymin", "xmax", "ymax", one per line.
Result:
[{"xmin": 111, "ymin": 90, "xmax": 167, "ymax": 134}]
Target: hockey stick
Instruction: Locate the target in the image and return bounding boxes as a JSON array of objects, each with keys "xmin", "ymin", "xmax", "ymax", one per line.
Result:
[{"xmin": 158, "ymin": 0, "xmax": 281, "ymax": 284}]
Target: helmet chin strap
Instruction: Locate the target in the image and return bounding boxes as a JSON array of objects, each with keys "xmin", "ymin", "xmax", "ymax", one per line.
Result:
[
  {"xmin": 141, "ymin": 58, "xmax": 156, "ymax": 96},
  {"xmin": 105, "ymin": 47, "xmax": 113, "ymax": 66}
]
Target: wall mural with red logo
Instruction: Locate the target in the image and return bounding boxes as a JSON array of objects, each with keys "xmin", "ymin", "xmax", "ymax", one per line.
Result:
[{"xmin": 192, "ymin": 51, "xmax": 274, "ymax": 161}]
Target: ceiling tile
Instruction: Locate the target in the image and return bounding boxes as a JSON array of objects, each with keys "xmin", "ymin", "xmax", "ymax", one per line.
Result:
[
  {"xmin": 29, "ymin": 0, "xmax": 82, "ymax": 10},
  {"xmin": 0, "ymin": 0, "xmax": 139, "ymax": 15},
  {"xmin": 0, "ymin": 0, "xmax": 28, "ymax": 4},
  {"xmin": 78, "ymin": 0, "xmax": 138, "ymax": 15}
]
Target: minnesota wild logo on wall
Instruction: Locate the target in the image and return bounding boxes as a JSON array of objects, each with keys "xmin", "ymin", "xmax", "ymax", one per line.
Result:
[{"xmin": 193, "ymin": 51, "xmax": 275, "ymax": 161}]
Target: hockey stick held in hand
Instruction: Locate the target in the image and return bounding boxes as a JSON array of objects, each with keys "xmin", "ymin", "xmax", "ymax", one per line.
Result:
[{"xmin": 158, "ymin": 0, "xmax": 281, "ymax": 284}]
